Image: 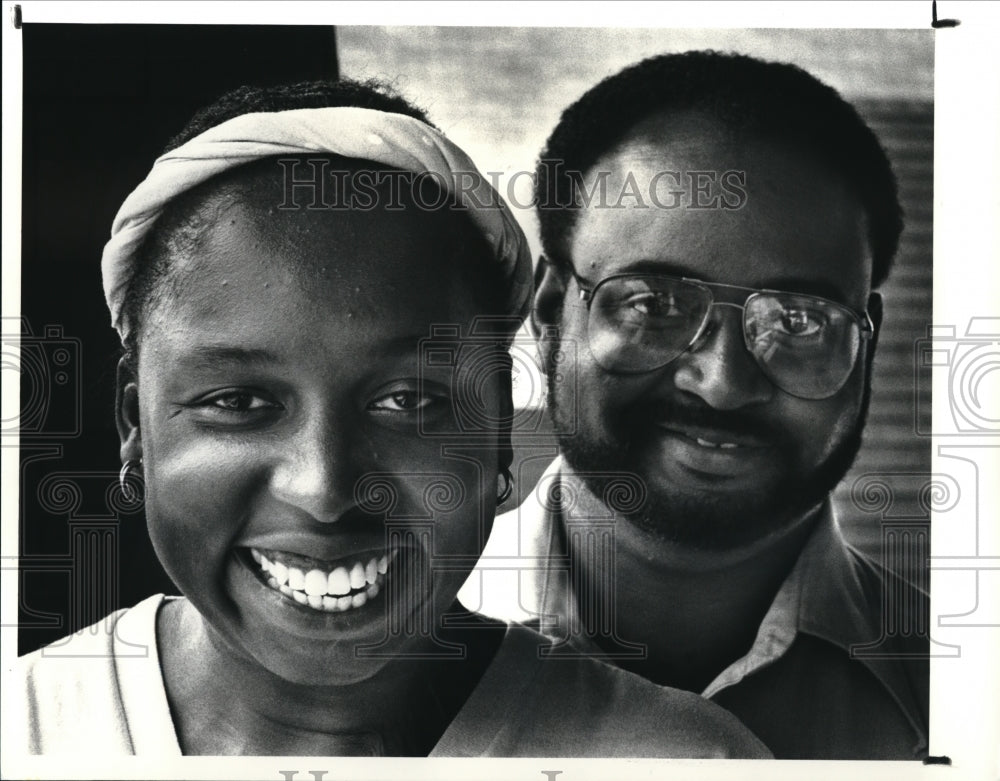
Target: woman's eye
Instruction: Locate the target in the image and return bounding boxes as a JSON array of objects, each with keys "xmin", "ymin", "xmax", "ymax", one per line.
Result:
[{"xmin": 369, "ymin": 391, "xmax": 436, "ymax": 412}]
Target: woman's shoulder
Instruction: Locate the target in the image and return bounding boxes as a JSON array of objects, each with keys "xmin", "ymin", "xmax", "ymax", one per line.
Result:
[
  {"xmin": 439, "ymin": 621, "xmax": 772, "ymax": 758},
  {"xmin": 13, "ymin": 594, "xmax": 172, "ymax": 755}
]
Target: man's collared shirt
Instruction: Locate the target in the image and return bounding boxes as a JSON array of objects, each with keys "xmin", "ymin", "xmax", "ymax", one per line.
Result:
[{"xmin": 459, "ymin": 457, "xmax": 929, "ymax": 759}]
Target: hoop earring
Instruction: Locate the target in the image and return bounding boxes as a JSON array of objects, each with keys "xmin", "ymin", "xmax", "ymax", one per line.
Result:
[
  {"xmin": 497, "ymin": 468, "xmax": 513, "ymax": 505},
  {"xmin": 119, "ymin": 459, "xmax": 143, "ymax": 503}
]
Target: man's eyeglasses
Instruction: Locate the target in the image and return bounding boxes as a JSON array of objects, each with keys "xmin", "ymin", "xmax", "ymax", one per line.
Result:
[{"xmin": 570, "ymin": 270, "xmax": 874, "ymax": 400}]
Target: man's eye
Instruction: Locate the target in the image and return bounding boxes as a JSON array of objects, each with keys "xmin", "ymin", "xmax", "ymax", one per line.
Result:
[
  {"xmin": 779, "ymin": 308, "xmax": 824, "ymax": 336},
  {"xmin": 199, "ymin": 390, "xmax": 278, "ymax": 413},
  {"xmin": 369, "ymin": 391, "xmax": 436, "ymax": 412},
  {"xmin": 625, "ymin": 293, "xmax": 680, "ymax": 318}
]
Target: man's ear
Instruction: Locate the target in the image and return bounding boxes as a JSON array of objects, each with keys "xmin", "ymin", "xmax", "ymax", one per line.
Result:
[
  {"xmin": 115, "ymin": 356, "xmax": 142, "ymax": 464},
  {"xmin": 530, "ymin": 256, "xmax": 569, "ymax": 371},
  {"xmin": 864, "ymin": 291, "xmax": 884, "ymax": 371},
  {"xmin": 530, "ymin": 256, "xmax": 566, "ymax": 335}
]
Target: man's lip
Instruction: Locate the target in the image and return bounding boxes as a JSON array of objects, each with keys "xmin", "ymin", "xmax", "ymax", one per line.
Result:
[{"xmin": 653, "ymin": 422, "xmax": 771, "ymax": 449}]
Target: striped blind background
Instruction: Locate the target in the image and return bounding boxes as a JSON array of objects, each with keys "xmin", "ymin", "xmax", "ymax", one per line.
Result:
[{"xmin": 834, "ymin": 98, "xmax": 933, "ymax": 569}]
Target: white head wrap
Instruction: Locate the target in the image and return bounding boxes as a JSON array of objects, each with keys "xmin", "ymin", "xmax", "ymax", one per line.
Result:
[{"xmin": 101, "ymin": 107, "xmax": 532, "ymax": 338}]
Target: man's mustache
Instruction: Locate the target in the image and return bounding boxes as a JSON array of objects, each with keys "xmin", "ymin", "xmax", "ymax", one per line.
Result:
[{"xmin": 621, "ymin": 396, "xmax": 783, "ymax": 446}]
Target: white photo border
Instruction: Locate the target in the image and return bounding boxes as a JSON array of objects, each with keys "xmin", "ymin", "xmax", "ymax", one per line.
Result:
[{"xmin": 3, "ymin": 2, "xmax": 998, "ymax": 780}]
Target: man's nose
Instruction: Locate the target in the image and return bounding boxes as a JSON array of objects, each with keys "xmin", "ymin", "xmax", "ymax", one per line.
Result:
[
  {"xmin": 270, "ymin": 414, "xmax": 359, "ymax": 524},
  {"xmin": 670, "ymin": 303, "xmax": 775, "ymax": 409}
]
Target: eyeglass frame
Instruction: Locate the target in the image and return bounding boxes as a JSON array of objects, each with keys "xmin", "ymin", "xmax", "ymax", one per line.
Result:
[{"xmin": 567, "ymin": 266, "xmax": 875, "ymax": 391}]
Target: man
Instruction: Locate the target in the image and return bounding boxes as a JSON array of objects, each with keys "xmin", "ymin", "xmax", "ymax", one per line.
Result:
[{"xmin": 460, "ymin": 51, "xmax": 928, "ymax": 759}]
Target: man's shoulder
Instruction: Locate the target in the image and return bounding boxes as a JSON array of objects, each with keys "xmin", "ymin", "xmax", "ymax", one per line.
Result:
[
  {"xmin": 530, "ymin": 646, "xmax": 772, "ymax": 757},
  {"xmin": 843, "ymin": 542, "xmax": 930, "ymax": 648},
  {"xmin": 458, "ymin": 622, "xmax": 772, "ymax": 758},
  {"xmin": 846, "ymin": 543, "xmax": 928, "ymax": 593},
  {"xmin": 801, "ymin": 512, "xmax": 929, "ymax": 650},
  {"xmin": 820, "ymin": 536, "xmax": 930, "ymax": 746}
]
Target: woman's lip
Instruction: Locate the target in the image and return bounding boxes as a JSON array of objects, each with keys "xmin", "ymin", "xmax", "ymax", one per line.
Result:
[
  {"xmin": 245, "ymin": 545, "xmax": 389, "ymax": 573},
  {"xmin": 228, "ymin": 544, "xmax": 431, "ymax": 641},
  {"xmin": 234, "ymin": 547, "xmax": 396, "ymax": 618},
  {"xmin": 238, "ymin": 545, "xmax": 402, "ymax": 592},
  {"xmin": 238, "ymin": 531, "xmax": 389, "ymax": 564}
]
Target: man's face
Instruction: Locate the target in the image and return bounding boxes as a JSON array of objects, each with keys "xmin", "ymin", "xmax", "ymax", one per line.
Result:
[{"xmin": 543, "ymin": 113, "xmax": 877, "ymax": 550}]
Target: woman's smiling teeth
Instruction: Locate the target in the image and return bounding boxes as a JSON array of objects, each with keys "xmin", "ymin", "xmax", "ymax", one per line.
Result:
[{"xmin": 250, "ymin": 548, "xmax": 390, "ymax": 613}]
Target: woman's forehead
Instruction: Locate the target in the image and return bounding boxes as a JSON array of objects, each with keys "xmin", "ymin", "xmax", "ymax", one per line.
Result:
[
  {"xmin": 185, "ymin": 160, "xmax": 483, "ymax": 265},
  {"xmin": 145, "ymin": 196, "xmax": 484, "ymax": 347}
]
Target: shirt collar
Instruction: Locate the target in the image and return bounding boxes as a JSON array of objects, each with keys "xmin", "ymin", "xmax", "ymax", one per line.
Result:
[{"xmin": 493, "ymin": 457, "xmax": 925, "ymax": 743}]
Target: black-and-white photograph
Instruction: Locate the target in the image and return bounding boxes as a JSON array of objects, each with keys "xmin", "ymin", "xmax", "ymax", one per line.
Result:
[{"xmin": 3, "ymin": 2, "xmax": 998, "ymax": 779}]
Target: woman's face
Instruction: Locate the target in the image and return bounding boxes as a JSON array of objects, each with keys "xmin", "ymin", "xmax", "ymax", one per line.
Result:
[{"xmin": 126, "ymin": 188, "xmax": 506, "ymax": 686}]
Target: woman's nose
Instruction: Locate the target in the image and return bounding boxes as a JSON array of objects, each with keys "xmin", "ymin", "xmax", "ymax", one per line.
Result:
[
  {"xmin": 270, "ymin": 414, "xmax": 359, "ymax": 524},
  {"xmin": 670, "ymin": 303, "xmax": 775, "ymax": 409}
]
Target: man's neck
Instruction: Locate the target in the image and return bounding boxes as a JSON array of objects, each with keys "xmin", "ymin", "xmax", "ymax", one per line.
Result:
[{"xmin": 559, "ymin": 470, "xmax": 823, "ymax": 692}]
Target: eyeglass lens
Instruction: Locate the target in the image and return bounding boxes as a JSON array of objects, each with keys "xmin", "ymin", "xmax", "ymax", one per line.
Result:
[{"xmin": 587, "ymin": 276, "xmax": 862, "ymax": 399}]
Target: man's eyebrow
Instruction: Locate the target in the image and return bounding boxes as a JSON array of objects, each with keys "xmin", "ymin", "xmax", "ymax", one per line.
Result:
[
  {"xmin": 598, "ymin": 258, "xmax": 705, "ymax": 280},
  {"xmin": 605, "ymin": 260, "xmax": 853, "ymax": 304},
  {"xmin": 760, "ymin": 277, "xmax": 851, "ymax": 304}
]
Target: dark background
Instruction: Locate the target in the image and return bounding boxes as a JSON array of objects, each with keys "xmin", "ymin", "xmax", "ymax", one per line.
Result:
[{"xmin": 17, "ymin": 24, "xmax": 338, "ymax": 654}]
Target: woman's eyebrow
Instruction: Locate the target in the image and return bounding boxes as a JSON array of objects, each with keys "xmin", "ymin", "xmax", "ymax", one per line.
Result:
[
  {"xmin": 178, "ymin": 344, "xmax": 283, "ymax": 369},
  {"xmin": 176, "ymin": 335, "xmax": 436, "ymax": 370}
]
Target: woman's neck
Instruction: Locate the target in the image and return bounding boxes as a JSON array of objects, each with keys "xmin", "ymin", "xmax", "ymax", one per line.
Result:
[{"xmin": 157, "ymin": 598, "xmax": 503, "ymax": 755}]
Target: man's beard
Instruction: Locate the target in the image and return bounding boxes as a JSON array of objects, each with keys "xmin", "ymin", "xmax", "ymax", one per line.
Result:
[{"xmin": 546, "ymin": 360, "xmax": 870, "ymax": 552}]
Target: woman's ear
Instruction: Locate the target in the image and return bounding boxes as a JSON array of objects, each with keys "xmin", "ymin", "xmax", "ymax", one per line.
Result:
[
  {"xmin": 496, "ymin": 358, "xmax": 515, "ymax": 474},
  {"xmin": 530, "ymin": 256, "xmax": 568, "ymax": 373},
  {"xmin": 115, "ymin": 356, "xmax": 142, "ymax": 464}
]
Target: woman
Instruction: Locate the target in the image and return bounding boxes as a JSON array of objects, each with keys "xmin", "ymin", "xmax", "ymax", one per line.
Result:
[{"xmin": 15, "ymin": 80, "xmax": 771, "ymax": 758}]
